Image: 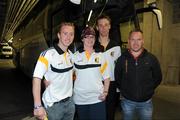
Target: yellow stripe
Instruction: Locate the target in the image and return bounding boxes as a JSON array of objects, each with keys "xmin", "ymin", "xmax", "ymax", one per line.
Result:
[
  {"xmin": 64, "ymin": 52, "xmax": 68, "ymax": 64},
  {"xmin": 85, "ymin": 51, "xmax": 90, "ymax": 60},
  {"xmin": 38, "ymin": 56, "xmax": 48, "ymax": 69},
  {"xmin": 100, "ymin": 61, "xmax": 107, "ymax": 74}
]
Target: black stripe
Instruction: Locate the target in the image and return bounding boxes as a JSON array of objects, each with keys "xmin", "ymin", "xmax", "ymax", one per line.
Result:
[
  {"xmin": 50, "ymin": 65, "xmax": 73, "ymax": 73},
  {"xmin": 74, "ymin": 63, "xmax": 101, "ymax": 69}
]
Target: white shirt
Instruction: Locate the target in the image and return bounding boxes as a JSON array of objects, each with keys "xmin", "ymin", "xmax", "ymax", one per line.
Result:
[
  {"xmin": 103, "ymin": 40, "xmax": 121, "ymax": 81},
  {"xmin": 33, "ymin": 44, "xmax": 73, "ymax": 108},
  {"xmin": 73, "ymin": 50, "xmax": 110, "ymax": 105}
]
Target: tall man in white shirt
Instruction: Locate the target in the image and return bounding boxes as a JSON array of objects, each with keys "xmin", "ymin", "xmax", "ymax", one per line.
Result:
[
  {"xmin": 32, "ymin": 22, "xmax": 75, "ymax": 120},
  {"xmin": 96, "ymin": 14, "xmax": 121, "ymax": 120}
]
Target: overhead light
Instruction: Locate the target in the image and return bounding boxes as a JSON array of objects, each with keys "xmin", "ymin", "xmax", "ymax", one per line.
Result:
[
  {"xmin": 69, "ymin": 0, "xmax": 81, "ymax": 4},
  {"xmin": 87, "ymin": 10, "xmax": 93, "ymax": 22},
  {"xmin": 8, "ymin": 37, "xmax": 13, "ymax": 43}
]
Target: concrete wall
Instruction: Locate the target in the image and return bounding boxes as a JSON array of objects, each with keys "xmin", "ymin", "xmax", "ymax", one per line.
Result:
[{"xmin": 142, "ymin": 0, "xmax": 180, "ymax": 84}]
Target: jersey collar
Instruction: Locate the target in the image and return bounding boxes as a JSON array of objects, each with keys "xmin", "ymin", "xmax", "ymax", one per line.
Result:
[{"xmin": 54, "ymin": 43, "xmax": 66, "ymax": 55}]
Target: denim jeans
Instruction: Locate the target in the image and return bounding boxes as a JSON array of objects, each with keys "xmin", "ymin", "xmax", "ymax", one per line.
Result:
[
  {"xmin": 121, "ymin": 98, "xmax": 153, "ymax": 120},
  {"xmin": 46, "ymin": 97, "xmax": 75, "ymax": 120}
]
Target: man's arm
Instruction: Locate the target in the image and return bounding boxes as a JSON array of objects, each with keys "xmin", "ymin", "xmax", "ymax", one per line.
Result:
[
  {"xmin": 151, "ymin": 56, "xmax": 162, "ymax": 88},
  {"xmin": 115, "ymin": 57, "xmax": 122, "ymax": 90},
  {"xmin": 99, "ymin": 78, "xmax": 110, "ymax": 101},
  {"xmin": 103, "ymin": 77, "xmax": 110, "ymax": 94},
  {"xmin": 99, "ymin": 53, "xmax": 110, "ymax": 100},
  {"xmin": 32, "ymin": 77, "xmax": 42, "ymax": 106},
  {"xmin": 32, "ymin": 77, "xmax": 47, "ymax": 120}
]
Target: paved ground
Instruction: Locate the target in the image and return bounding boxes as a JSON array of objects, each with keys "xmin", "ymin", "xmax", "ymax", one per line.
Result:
[
  {"xmin": 0, "ymin": 59, "xmax": 33, "ymax": 120},
  {"xmin": 0, "ymin": 59, "xmax": 180, "ymax": 120},
  {"xmin": 153, "ymin": 85, "xmax": 180, "ymax": 120}
]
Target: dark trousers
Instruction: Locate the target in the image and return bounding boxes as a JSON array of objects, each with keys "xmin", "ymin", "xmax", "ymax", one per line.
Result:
[
  {"xmin": 76, "ymin": 101, "xmax": 106, "ymax": 120},
  {"xmin": 106, "ymin": 81, "xmax": 120, "ymax": 120}
]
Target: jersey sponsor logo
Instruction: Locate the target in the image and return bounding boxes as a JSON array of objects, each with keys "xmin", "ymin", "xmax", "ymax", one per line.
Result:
[
  {"xmin": 95, "ymin": 57, "xmax": 99, "ymax": 63},
  {"xmin": 58, "ymin": 61, "xmax": 63, "ymax": 65},
  {"xmin": 110, "ymin": 51, "xmax": 115, "ymax": 57}
]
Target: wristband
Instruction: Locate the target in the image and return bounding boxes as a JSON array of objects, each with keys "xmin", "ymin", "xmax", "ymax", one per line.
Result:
[{"xmin": 34, "ymin": 105, "xmax": 42, "ymax": 109}]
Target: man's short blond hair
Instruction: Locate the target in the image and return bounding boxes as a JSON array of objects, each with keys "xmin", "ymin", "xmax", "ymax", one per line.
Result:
[{"xmin": 59, "ymin": 22, "xmax": 75, "ymax": 33}]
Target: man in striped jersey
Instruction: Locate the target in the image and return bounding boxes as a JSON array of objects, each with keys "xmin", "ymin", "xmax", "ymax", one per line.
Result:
[{"xmin": 32, "ymin": 22, "xmax": 75, "ymax": 120}]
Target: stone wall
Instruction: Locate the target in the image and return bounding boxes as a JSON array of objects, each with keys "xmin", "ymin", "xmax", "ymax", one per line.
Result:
[{"xmin": 142, "ymin": 0, "xmax": 180, "ymax": 84}]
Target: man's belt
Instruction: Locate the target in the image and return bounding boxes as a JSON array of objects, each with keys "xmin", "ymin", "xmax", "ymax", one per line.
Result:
[{"xmin": 54, "ymin": 97, "xmax": 70, "ymax": 104}]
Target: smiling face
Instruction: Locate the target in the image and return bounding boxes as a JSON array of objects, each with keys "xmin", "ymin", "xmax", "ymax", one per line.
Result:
[
  {"xmin": 57, "ymin": 23, "xmax": 75, "ymax": 51},
  {"xmin": 81, "ymin": 26, "xmax": 96, "ymax": 49},
  {"xmin": 83, "ymin": 35, "xmax": 95, "ymax": 48},
  {"xmin": 128, "ymin": 31, "xmax": 144, "ymax": 53}
]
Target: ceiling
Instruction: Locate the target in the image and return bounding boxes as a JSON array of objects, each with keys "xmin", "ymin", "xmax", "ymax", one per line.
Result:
[
  {"xmin": 0, "ymin": 0, "xmax": 7, "ymax": 42},
  {"xmin": 0, "ymin": 0, "xmax": 146, "ymax": 42},
  {"xmin": 0, "ymin": 0, "xmax": 147, "ymax": 42},
  {"xmin": 0, "ymin": 0, "xmax": 156, "ymax": 42},
  {"xmin": 0, "ymin": 0, "xmax": 39, "ymax": 42}
]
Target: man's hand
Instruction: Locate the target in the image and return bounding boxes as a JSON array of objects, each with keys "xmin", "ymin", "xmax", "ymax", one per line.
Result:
[
  {"xmin": 34, "ymin": 107, "xmax": 47, "ymax": 120},
  {"xmin": 43, "ymin": 79, "xmax": 50, "ymax": 88},
  {"xmin": 98, "ymin": 91, "xmax": 108, "ymax": 101}
]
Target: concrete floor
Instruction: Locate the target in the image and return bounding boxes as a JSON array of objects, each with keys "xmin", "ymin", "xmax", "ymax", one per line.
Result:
[
  {"xmin": 153, "ymin": 85, "xmax": 180, "ymax": 120},
  {"xmin": 115, "ymin": 85, "xmax": 180, "ymax": 120},
  {"xmin": 0, "ymin": 59, "xmax": 180, "ymax": 120},
  {"xmin": 0, "ymin": 59, "xmax": 33, "ymax": 120}
]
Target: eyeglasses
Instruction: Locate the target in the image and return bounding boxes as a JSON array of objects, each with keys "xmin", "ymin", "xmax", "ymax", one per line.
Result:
[{"xmin": 84, "ymin": 35, "xmax": 95, "ymax": 39}]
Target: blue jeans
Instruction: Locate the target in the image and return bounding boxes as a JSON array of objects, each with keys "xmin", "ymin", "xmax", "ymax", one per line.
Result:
[
  {"xmin": 121, "ymin": 98, "xmax": 153, "ymax": 120},
  {"xmin": 46, "ymin": 97, "xmax": 75, "ymax": 120},
  {"xmin": 76, "ymin": 101, "xmax": 106, "ymax": 120}
]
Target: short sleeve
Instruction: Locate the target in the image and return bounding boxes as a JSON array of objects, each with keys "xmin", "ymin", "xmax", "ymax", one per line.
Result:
[{"xmin": 33, "ymin": 51, "xmax": 49, "ymax": 79}]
